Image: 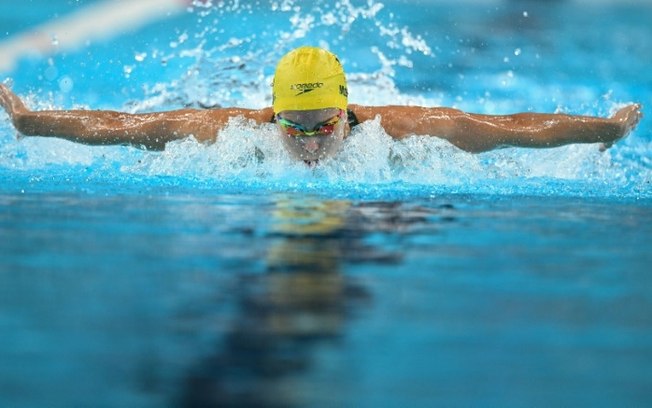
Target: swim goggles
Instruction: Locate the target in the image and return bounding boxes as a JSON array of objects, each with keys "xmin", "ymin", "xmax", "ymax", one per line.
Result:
[{"xmin": 276, "ymin": 110, "xmax": 344, "ymax": 137}]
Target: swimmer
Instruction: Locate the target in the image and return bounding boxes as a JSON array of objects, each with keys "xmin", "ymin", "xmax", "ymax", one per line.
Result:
[{"xmin": 0, "ymin": 46, "xmax": 642, "ymax": 165}]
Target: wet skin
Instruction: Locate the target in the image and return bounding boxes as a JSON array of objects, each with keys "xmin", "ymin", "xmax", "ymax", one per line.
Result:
[
  {"xmin": 275, "ymin": 108, "xmax": 347, "ymax": 163},
  {"xmin": 0, "ymin": 84, "xmax": 643, "ymax": 158}
]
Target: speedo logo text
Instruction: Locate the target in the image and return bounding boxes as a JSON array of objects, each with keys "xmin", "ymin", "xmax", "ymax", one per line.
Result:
[{"xmin": 290, "ymin": 82, "xmax": 324, "ymax": 96}]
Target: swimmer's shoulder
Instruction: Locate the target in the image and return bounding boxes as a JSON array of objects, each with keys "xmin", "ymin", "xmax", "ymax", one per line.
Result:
[
  {"xmin": 346, "ymin": 104, "xmax": 463, "ymax": 140},
  {"xmin": 347, "ymin": 104, "xmax": 422, "ymax": 123},
  {"xmin": 348, "ymin": 104, "xmax": 459, "ymax": 119},
  {"xmin": 345, "ymin": 104, "xmax": 397, "ymax": 130}
]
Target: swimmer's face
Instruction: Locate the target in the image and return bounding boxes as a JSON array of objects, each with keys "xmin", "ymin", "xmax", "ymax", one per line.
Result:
[{"xmin": 276, "ymin": 108, "xmax": 346, "ymax": 162}]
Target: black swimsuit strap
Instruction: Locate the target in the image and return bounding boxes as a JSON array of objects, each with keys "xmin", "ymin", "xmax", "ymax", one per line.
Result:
[{"xmin": 347, "ymin": 109, "xmax": 360, "ymax": 129}]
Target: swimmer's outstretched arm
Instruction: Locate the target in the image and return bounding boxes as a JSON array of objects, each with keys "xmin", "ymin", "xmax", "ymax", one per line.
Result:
[
  {"xmin": 0, "ymin": 84, "xmax": 272, "ymax": 150},
  {"xmin": 352, "ymin": 104, "xmax": 642, "ymax": 153}
]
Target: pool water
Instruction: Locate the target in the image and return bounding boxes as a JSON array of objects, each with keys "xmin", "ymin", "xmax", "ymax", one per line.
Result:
[{"xmin": 1, "ymin": 0, "xmax": 652, "ymax": 407}]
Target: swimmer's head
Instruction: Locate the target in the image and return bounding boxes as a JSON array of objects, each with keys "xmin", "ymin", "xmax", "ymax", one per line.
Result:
[
  {"xmin": 273, "ymin": 47, "xmax": 349, "ymax": 163},
  {"xmin": 272, "ymin": 47, "xmax": 348, "ymax": 114},
  {"xmin": 276, "ymin": 108, "xmax": 347, "ymax": 162}
]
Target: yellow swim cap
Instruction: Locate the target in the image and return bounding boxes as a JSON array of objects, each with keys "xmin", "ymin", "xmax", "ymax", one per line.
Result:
[{"xmin": 272, "ymin": 46, "xmax": 348, "ymax": 114}]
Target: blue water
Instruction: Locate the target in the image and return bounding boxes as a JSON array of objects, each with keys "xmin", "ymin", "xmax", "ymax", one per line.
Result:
[{"xmin": 1, "ymin": 0, "xmax": 652, "ymax": 407}]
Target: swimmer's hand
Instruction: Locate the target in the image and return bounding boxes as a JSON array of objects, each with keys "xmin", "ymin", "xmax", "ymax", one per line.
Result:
[
  {"xmin": 0, "ymin": 83, "xmax": 30, "ymax": 124},
  {"xmin": 599, "ymin": 104, "xmax": 642, "ymax": 151},
  {"xmin": 0, "ymin": 83, "xmax": 31, "ymax": 140}
]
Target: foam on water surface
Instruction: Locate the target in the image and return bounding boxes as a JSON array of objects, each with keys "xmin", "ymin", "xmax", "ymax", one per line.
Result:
[{"xmin": 0, "ymin": 0, "xmax": 650, "ymax": 200}]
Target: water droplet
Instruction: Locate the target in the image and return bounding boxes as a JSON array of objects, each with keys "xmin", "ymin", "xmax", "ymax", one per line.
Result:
[
  {"xmin": 134, "ymin": 52, "xmax": 147, "ymax": 62},
  {"xmin": 58, "ymin": 76, "xmax": 73, "ymax": 93},
  {"xmin": 514, "ymin": 48, "xmax": 522, "ymax": 56}
]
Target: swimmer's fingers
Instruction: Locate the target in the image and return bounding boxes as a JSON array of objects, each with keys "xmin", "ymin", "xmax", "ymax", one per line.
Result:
[
  {"xmin": 600, "ymin": 104, "xmax": 643, "ymax": 151},
  {"xmin": 0, "ymin": 83, "xmax": 14, "ymax": 112},
  {"xmin": 0, "ymin": 83, "xmax": 29, "ymax": 118},
  {"xmin": 0, "ymin": 84, "xmax": 9, "ymax": 112},
  {"xmin": 1, "ymin": 84, "xmax": 32, "ymax": 142},
  {"xmin": 613, "ymin": 103, "xmax": 643, "ymax": 136}
]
